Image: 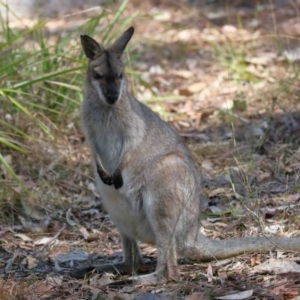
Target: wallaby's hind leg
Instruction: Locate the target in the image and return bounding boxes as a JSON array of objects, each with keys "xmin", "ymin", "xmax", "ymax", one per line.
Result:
[
  {"xmin": 128, "ymin": 226, "xmax": 178, "ymax": 285},
  {"xmin": 127, "ymin": 157, "xmax": 200, "ymax": 285}
]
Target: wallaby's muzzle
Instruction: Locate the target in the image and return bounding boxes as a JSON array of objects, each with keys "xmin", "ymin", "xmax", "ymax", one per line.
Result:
[{"xmin": 106, "ymin": 91, "xmax": 119, "ymax": 105}]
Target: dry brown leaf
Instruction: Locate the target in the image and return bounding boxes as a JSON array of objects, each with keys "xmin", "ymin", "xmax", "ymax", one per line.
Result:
[
  {"xmin": 201, "ymin": 160, "xmax": 214, "ymax": 171},
  {"xmin": 255, "ymin": 171, "xmax": 271, "ymax": 183},
  {"xmin": 207, "ymin": 263, "xmax": 213, "ymax": 283},
  {"xmin": 270, "ymin": 283, "xmax": 288, "ymax": 296},
  {"xmin": 187, "ymin": 82, "xmax": 206, "ymax": 94},
  {"xmin": 253, "ymin": 259, "xmax": 300, "ymax": 275},
  {"xmin": 79, "ymin": 227, "xmax": 99, "ymax": 242},
  {"xmin": 208, "ymin": 187, "xmax": 232, "ymax": 198},
  {"xmin": 90, "ymin": 288, "xmax": 102, "ymax": 300},
  {"xmin": 250, "ymin": 255, "xmax": 261, "ymax": 267},
  {"xmin": 14, "ymin": 233, "xmax": 32, "ymax": 242},
  {"xmin": 46, "ymin": 275, "xmax": 63, "ymax": 287},
  {"xmin": 27, "ymin": 256, "xmax": 38, "ymax": 269},
  {"xmin": 282, "ymin": 193, "xmax": 300, "ymax": 203},
  {"xmin": 172, "ymin": 70, "xmax": 194, "ymax": 79},
  {"xmin": 97, "ymin": 273, "xmax": 114, "ymax": 286},
  {"xmin": 79, "ymin": 226, "xmax": 89, "ymax": 239},
  {"xmin": 34, "ymin": 237, "xmax": 54, "ymax": 246},
  {"xmin": 245, "ymin": 54, "xmax": 276, "ymax": 65}
]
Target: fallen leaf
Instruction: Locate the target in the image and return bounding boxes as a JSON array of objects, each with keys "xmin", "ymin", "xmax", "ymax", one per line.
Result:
[
  {"xmin": 79, "ymin": 227, "xmax": 99, "ymax": 242},
  {"xmin": 90, "ymin": 288, "xmax": 102, "ymax": 300},
  {"xmin": 250, "ymin": 255, "xmax": 261, "ymax": 267},
  {"xmin": 14, "ymin": 233, "xmax": 32, "ymax": 242},
  {"xmin": 245, "ymin": 55, "xmax": 275, "ymax": 65},
  {"xmin": 46, "ymin": 275, "xmax": 63, "ymax": 287},
  {"xmin": 97, "ymin": 273, "xmax": 114, "ymax": 286},
  {"xmin": 222, "ymin": 24, "xmax": 238, "ymax": 33},
  {"xmin": 215, "ymin": 290, "xmax": 253, "ymax": 299},
  {"xmin": 153, "ymin": 11, "xmax": 171, "ymax": 21},
  {"xmin": 207, "ymin": 263, "xmax": 213, "ymax": 283},
  {"xmin": 79, "ymin": 226, "xmax": 89, "ymax": 239},
  {"xmin": 66, "ymin": 208, "xmax": 79, "ymax": 226},
  {"xmin": 177, "ymin": 28, "xmax": 200, "ymax": 42},
  {"xmin": 270, "ymin": 283, "xmax": 287, "ymax": 296},
  {"xmin": 255, "ymin": 171, "xmax": 271, "ymax": 183},
  {"xmin": 201, "ymin": 159, "xmax": 214, "ymax": 171},
  {"xmin": 172, "ymin": 70, "xmax": 194, "ymax": 79},
  {"xmin": 253, "ymin": 259, "xmax": 300, "ymax": 275},
  {"xmin": 188, "ymin": 82, "xmax": 206, "ymax": 94},
  {"xmin": 27, "ymin": 256, "xmax": 38, "ymax": 269},
  {"xmin": 208, "ymin": 187, "xmax": 233, "ymax": 198},
  {"xmin": 34, "ymin": 236, "xmax": 54, "ymax": 246}
]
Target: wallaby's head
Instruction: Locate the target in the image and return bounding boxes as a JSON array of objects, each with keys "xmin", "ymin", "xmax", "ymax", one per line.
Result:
[{"xmin": 80, "ymin": 27, "xmax": 134, "ymax": 105}]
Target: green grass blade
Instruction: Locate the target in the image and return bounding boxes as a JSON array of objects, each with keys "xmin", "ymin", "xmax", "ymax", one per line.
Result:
[
  {"xmin": 0, "ymin": 136, "xmax": 27, "ymax": 153},
  {"xmin": 12, "ymin": 66, "xmax": 84, "ymax": 89},
  {"xmin": 0, "ymin": 153, "xmax": 28, "ymax": 192}
]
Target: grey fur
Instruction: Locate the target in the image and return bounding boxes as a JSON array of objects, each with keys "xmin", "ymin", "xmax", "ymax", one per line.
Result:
[{"xmin": 80, "ymin": 27, "xmax": 300, "ymax": 285}]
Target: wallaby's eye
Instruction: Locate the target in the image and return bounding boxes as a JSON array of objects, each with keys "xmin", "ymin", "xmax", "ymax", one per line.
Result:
[
  {"xmin": 93, "ymin": 72, "xmax": 103, "ymax": 80},
  {"xmin": 117, "ymin": 73, "xmax": 123, "ymax": 79}
]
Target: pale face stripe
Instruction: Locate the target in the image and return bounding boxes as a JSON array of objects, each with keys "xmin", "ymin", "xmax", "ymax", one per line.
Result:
[{"xmin": 92, "ymin": 77, "xmax": 124, "ymax": 105}]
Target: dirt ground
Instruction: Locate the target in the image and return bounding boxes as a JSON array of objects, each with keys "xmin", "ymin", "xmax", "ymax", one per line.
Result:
[{"xmin": 1, "ymin": 0, "xmax": 300, "ymax": 299}]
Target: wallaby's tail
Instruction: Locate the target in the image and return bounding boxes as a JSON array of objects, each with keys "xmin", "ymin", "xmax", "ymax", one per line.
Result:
[{"xmin": 191, "ymin": 234, "xmax": 300, "ymax": 261}]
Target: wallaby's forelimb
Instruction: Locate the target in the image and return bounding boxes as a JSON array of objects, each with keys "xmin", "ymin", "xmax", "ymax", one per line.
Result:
[
  {"xmin": 112, "ymin": 168, "xmax": 123, "ymax": 189},
  {"xmin": 94, "ymin": 156, "xmax": 123, "ymax": 189},
  {"xmin": 96, "ymin": 162, "xmax": 113, "ymax": 186}
]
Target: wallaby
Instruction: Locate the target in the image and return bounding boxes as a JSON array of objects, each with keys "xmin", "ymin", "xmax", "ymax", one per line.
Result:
[{"xmin": 78, "ymin": 26, "xmax": 300, "ymax": 284}]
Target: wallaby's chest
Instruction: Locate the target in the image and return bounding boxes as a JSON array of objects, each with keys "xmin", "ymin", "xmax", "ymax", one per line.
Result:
[
  {"xmin": 92, "ymin": 113, "xmax": 124, "ymax": 174},
  {"xmin": 95, "ymin": 133, "xmax": 122, "ymax": 174}
]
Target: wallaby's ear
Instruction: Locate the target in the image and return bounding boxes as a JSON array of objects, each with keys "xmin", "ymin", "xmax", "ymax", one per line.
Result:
[
  {"xmin": 80, "ymin": 35, "xmax": 103, "ymax": 59},
  {"xmin": 109, "ymin": 27, "xmax": 134, "ymax": 56}
]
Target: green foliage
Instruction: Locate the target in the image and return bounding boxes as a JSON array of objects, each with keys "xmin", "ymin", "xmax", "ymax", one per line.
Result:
[{"xmin": 0, "ymin": 0, "xmax": 135, "ymax": 185}]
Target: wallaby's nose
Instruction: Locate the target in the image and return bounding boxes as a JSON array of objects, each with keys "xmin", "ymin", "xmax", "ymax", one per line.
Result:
[{"xmin": 106, "ymin": 92, "xmax": 119, "ymax": 104}]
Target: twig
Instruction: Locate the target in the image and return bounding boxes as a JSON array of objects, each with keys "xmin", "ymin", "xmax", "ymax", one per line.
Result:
[
  {"xmin": 219, "ymin": 145, "xmax": 251, "ymax": 161},
  {"xmin": 39, "ymin": 223, "xmax": 66, "ymax": 252}
]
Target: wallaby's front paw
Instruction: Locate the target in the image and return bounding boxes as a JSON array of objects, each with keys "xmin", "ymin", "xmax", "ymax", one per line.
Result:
[
  {"xmin": 113, "ymin": 169, "xmax": 123, "ymax": 189},
  {"xmin": 97, "ymin": 168, "xmax": 113, "ymax": 186}
]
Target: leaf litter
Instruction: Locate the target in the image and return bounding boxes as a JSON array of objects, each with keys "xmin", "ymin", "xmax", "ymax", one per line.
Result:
[{"xmin": 1, "ymin": 0, "xmax": 300, "ymax": 299}]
